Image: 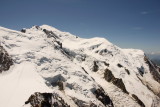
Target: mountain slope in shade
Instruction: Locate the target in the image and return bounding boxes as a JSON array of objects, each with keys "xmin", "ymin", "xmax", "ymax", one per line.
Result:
[
  {"xmin": 146, "ymin": 53, "xmax": 160, "ymax": 66},
  {"xmin": 0, "ymin": 25, "xmax": 160, "ymax": 107}
]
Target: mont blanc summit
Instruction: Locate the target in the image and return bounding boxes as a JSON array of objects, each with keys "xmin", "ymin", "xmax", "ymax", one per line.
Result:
[{"xmin": 0, "ymin": 25, "xmax": 160, "ymax": 107}]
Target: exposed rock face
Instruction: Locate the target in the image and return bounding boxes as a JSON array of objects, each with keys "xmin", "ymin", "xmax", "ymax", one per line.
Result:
[
  {"xmin": 43, "ymin": 29, "xmax": 59, "ymax": 39},
  {"xmin": 104, "ymin": 69, "xmax": 114, "ymax": 82},
  {"xmin": 93, "ymin": 88, "xmax": 114, "ymax": 107},
  {"xmin": 117, "ymin": 63, "xmax": 123, "ymax": 68},
  {"xmin": 144, "ymin": 56, "xmax": 160, "ymax": 83},
  {"xmin": 103, "ymin": 62, "xmax": 109, "ymax": 67},
  {"xmin": 132, "ymin": 94, "xmax": 145, "ymax": 107},
  {"xmin": 92, "ymin": 61, "xmax": 99, "ymax": 72},
  {"xmin": 25, "ymin": 92, "xmax": 70, "ymax": 107},
  {"xmin": 137, "ymin": 66, "xmax": 145, "ymax": 77},
  {"xmin": 112, "ymin": 78, "xmax": 129, "ymax": 94},
  {"xmin": 0, "ymin": 45, "xmax": 13, "ymax": 73},
  {"xmin": 104, "ymin": 69, "xmax": 128, "ymax": 94},
  {"xmin": 57, "ymin": 81, "xmax": 64, "ymax": 90},
  {"xmin": 125, "ymin": 68, "xmax": 130, "ymax": 75},
  {"xmin": 21, "ymin": 28, "xmax": 26, "ymax": 33}
]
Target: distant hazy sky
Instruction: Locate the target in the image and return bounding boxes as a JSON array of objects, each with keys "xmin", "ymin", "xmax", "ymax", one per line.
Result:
[{"xmin": 0, "ymin": 0, "xmax": 160, "ymax": 53}]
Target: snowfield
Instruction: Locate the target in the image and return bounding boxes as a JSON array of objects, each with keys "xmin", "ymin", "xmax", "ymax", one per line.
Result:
[
  {"xmin": 0, "ymin": 62, "xmax": 52, "ymax": 107},
  {"xmin": 0, "ymin": 25, "xmax": 160, "ymax": 107}
]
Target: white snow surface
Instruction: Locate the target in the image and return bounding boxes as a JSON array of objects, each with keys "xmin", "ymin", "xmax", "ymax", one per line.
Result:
[
  {"xmin": 0, "ymin": 25, "xmax": 160, "ymax": 107},
  {"xmin": 0, "ymin": 62, "xmax": 52, "ymax": 107}
]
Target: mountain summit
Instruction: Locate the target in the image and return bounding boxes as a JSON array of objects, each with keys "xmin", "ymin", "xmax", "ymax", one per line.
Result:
[{"xmin": 0, "ymin": 25, "xmax": 160, "ymax": 107}]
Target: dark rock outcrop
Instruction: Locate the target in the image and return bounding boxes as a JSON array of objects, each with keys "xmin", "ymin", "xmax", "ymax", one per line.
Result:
[
  {"xmin": 99, "ymin": 49, "xmax": 113, "ymax": 56},
  {"xmin": 25, "ymin": 92, "xmax": 70, "ymax": 107},
  {"xmin": 93, "ymin": 87, "xmax": 114, "ymax": 107},
  {"xmin": 117, "ymin": 63, "xmax": 123, "ymax": 68},
  {"xmin": 43, "ymin": 29, "xmax": 59, "ymax": 39},
  {"xmin": 112, "ymin": 78, "xmax": 129, "ymax": 94},
  {"xmin": 56, "ymin": 41, "xmax": 62, "ymax": 48},
  {"xmin": 60, "ymin": 47, "xmax": 77, "ymax": 59},
  {"xmin": 21, "ymin": 28, "xmax": 26, "ymax": 33},
  {"xmin": 104, "ymin": 69, "xmax": 114, "ymax": 82},
  {"xmin": 0, "ymin": 45, "xmax": 13, "ymax": 73},
  {"xmin": 104, "ymin": 69, "xmax": 129, "ymax": 94},
  {"xmin": 92, "ymin": 61, "xmax": 99, "ymax": 72},
  {"xmin": 125, "ymin": 68, "xmax": 130, "ymax": 75},
  {"xmin": 144, "ymin": 56, "xmax": 160, "ymax": 83},
  {"xmin": 137, "ymin": 66, "xmax": 144, "ymax": 77},
  {"xmin": 103, "ymin": 62, "xmax": 110, "ymax": 67},
  {"xmin": 57, "ymin": 81, "xmax": 64, "ymax": 90},
  {"xmin": 132, "ymin": 94, "xmax": 145, "ymax": 107}
]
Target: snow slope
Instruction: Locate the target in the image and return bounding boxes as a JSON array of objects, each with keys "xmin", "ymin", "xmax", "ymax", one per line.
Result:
[
  {"xmin": 0, "ymin": 25, "xmax": 160, "ymax": 107},
  {"xmin": 0, "ymin": 62, "xmax": 52, "ymax": 107}
]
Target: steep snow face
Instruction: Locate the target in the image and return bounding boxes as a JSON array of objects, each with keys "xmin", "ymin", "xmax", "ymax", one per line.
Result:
[{"xmin": 0, "ymin": 25, "xmax": 160, "ymax": 107}]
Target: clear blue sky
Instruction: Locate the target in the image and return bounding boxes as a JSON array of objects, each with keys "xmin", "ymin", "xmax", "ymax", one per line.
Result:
[{"xmin": 0, "ymin": 0, "xmax": 160, "ymax": 53}]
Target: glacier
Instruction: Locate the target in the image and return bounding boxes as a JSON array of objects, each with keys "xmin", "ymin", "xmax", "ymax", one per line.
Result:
[{"xmin": 0, "ymin": 25, "xmax": 160, "ymax": 107}]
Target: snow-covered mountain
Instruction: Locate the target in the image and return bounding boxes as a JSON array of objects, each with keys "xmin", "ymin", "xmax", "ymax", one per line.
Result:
[{"xmin": 0, "ymin": 25, "xmax": 160, "ymax": 107}]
